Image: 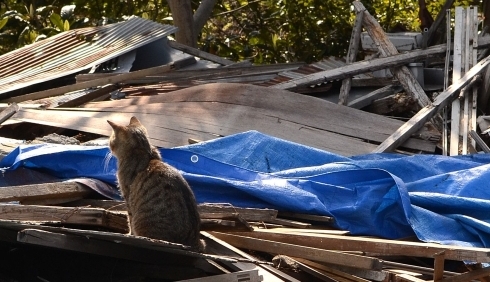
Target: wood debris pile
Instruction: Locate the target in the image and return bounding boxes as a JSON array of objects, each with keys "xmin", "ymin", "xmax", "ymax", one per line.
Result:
[{"xmin": 0, "ymin": 1, "xmax": 489, "ymax": 281}]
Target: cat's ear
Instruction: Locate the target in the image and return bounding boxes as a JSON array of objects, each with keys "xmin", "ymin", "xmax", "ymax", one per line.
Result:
[
  {"xmin": 129, "ymin": 116, "xmax": 142, "ymax": 126},
  {"xmin": 107, "ymin": 120, "xmax": 123, "ymax": 131}
]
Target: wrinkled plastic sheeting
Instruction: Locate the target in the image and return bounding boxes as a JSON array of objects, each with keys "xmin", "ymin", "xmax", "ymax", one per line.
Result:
[{"xmin": 2, "ymin": 131, "xmax": 490, "ymax": 248}]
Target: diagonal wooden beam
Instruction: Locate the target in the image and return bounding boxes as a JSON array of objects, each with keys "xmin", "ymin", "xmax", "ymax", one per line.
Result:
[
  {"xmin": 352, "ymin": 1, "xmax": 431, "ymax": 109},
  {"xmin": 271, "ymin": 45, "xmax": 445, "ymax": 90},
  {"xmin": 374, "ymin": 56, "xmax": 489, "ymax": 153}
]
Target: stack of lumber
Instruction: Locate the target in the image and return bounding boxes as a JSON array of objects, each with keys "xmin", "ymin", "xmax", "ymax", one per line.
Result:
[{"xmin": 0, "ymin": 181, "xmax": 489, "ymax": 281}]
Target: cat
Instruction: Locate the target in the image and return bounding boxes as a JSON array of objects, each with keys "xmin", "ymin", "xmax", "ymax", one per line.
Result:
[{"xmin": 107, "ymin": 116, "xmax": 204, "ymax": 252}]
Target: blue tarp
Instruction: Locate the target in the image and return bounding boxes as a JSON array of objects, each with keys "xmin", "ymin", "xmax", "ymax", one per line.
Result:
[{"xmin": 2, "ymin": 130, "xmax": 490, "ymax": 248}]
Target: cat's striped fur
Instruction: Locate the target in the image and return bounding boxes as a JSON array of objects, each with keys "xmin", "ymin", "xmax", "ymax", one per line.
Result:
[{"xmin": 107, "ymin": 116, "xmax": 204, "ymax": 252}]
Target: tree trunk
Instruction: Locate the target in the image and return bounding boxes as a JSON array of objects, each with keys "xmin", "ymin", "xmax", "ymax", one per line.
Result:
[
  {"xmin": 167, "ymin": 0, "xmax": 217, "ymax": 48},
  {"xmin": 167, "ymin": 0, "xmax": 196, "ymax": 47}
]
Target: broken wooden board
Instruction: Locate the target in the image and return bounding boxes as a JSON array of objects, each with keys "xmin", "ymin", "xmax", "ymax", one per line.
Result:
[
  {"xmin": 2, "ymin": 57, "xmax": 196, "ymax": 103},
  {"xmin": 45, "ymin": 83, "xmax": 437, "ymax": 155},
  {"xmin": 270, "ymin": 45, "xmax": 445, "ymax": 91},
  {"xmin": 0, "ymin": 182, "xmax": 95, "ymax": 204},
  {"xmin": 0, "ymin": 204, "xmax": 127, "ymax": 232},
  {"xmin": 210, "ymin": 232, "xmax": 383, "ymax": 270},
  {"xmin": 230, "ymin": 229, "xmax": 490, "ymax": 263},
  {"xmin": 202, "ymin": 231, "xmax": 298, "ymax": 282}
]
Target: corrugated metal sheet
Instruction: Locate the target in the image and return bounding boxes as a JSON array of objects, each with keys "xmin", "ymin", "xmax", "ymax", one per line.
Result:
[{"xmin": 0, "ymin": 16, "xmax": 177, "ymax": 96}]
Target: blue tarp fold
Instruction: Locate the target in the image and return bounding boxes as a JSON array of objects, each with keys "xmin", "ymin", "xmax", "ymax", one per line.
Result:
[{"xmin": 2, "ymin": 131, "xmax": 490, "ymax": 248}]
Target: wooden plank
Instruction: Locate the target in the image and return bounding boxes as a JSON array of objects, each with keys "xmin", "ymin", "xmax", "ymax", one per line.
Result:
[
  {"xmin": 43, "ymin": 102, "xmax": 434, "ymax": 154},
  {"xmin": 469, "ymin": 130, "xmax": 490, "ymax": 153},
  {"xmin": 0, "ymin": 102, "xmax": 19, "ymax": 125},
  {"xmin": 75, "ymin": 63, "xmax": 303, "ymax": 84},
  {"xmin": 0, "ymin": 204, "xmax": 127, "ymax": 232},
  {"xmin": 55, "ymin": 84, "xmax": 118, "ymax": 108},
  {"xmin": 347, "ymin": 85, "xmax": 403, "ymax": 109},
  {"xmin": 271, "ymin": 45, "xmax": 446, "ymax": 91},
  {"xmin": 230, "ymin": 230, "xmax": 490, "ymax": 263},
  {"xmin": 339, "ymin": 9, "xmax": 364, "ymax": 105},
  {"xmin": 256, "ymin": 228, "xmax": 349, "ymax": 236},
  {"xmin": 373, "ymin": 54, "xmax": 490, "ymax": 153},
  {"xmin": 353, "ymin": 1, "xmax": 431, "ymax": 108},
  {"xmin": 450, "ymin": 7, "xmax": 464, "ymax": 156},
  {"xmin": 12, "ymin": 107, "xmax": 379, "ymax": 156},
  {"xmin": 210, "ymin": 232, "xmax": 383, "ymax": 270},
  {"xmin": 179, "ymin": 270, "xmax": 261, "ymax": 282},
  {"xmin": 292, "ymin": 257, "xmax": 371, "ymax": 282},
  {"xmin": 395, "ymin": 274, "xmax": 429, "ymax": 282},
  {"xmin": 277, "ymin": 211, "xmax": 334, "ymax": 223},
  {"xmin": 2, "ymin": 57, "xmax": 196, "ymax": 103},
  {"xmin": 433, "ymin": 251, "xmax": 445, "ymax": 281},
  {"xmin": 268, "ymin": 218, "xmax": 311, "ymax": 228},
  {"xmin": 288, "ymin": 258, "xmax": 343, "ymax": 282},
  {"xmin": 65, "ymin": 200, "xmax": 278, "ymax": 222},
  {"xmin": 0, "ymin": 182, "xmax": 94, "ymax": 203},
  {"xmin": 198, "ymin": 204, "xmax": 278, "ymax": 222},
  {"xmin": 54, "ymin": 83, "xmax": 436, "ymax": 153},
  {"xmin": 168, "ymin": 40, "xmax": 237, "ymax": 66},
  {"xmin": 384, "ymin": 260, "xmax": 459, "ymax": 278},
  {"xmin": 201, "ymin": 231, "xmax": 298, "ymax": 282}
]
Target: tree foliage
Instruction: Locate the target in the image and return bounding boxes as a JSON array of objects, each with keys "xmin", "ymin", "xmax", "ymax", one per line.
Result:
[{"xmin": 0, "ymin": 0, "xmax": 484, "ymax": 63}]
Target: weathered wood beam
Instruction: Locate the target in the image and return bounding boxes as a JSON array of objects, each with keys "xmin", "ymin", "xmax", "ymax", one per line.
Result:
[
  {"xmin": 55, "ymin": 84, "xmax": 119, "ymax": 108},
  {"xmin": 230, "ymin": 229, "xmax": 490, "ymax": 263},
  {"xmin": 210, "ymin": 232, "xmax": 384, "ymax": 270},
  {"xmin": 271, "ymin": 44, "xmax": 445, "ymax": 91},
  {"xmin": 373, "ymin": 57, "xmax": 488, "ymax": 153},
  {"xmin": 348, "ymin": 85, "xmax": 403, "ymax": 109},
  {"xmin": 201, "ymin": 231, "xmax": 299, "ymax": 282},
  {"xmin": 0, "ymin": 182, "xmax": 94, "ymax": 204},
  {"xmin": 292, "ymin": 257, "xmax": 371, "ymax": 282},
  {"xmin": 353, "ymin": 1, "xmax": 431, "ymax": 109},
  {"xmin": 339, "ymin": 7, "xmax": 364, "ymax": 105},
  {"xmin": 168, "ymin": 40, "xmax": 237, "ymax": 66},
  {"xmin": 0, "ymin": 204, "xmax": 127, "ymax": 232},
  {"xmin": 178, "ymin": 270, "xmax": 261, "ymax": 282},
  {"xmin": 67, "ymin": 200, "xmax": 278, "ymax": 222},
  {"xmin": 2, "ymin": 57, "xmax": 196, "ymax": 103},
  {"xmin": 433, "ymin": 251, "xmax": 445, "ymax": 281},
  {"xmin": 0, "ymin": 103, "xmax": 19, "ymax": 125}
]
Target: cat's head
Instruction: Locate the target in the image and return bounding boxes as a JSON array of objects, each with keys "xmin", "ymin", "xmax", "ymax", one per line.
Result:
[{"xmin": 107, "ymin": 116, "xmax": 152, "ymax": 158}]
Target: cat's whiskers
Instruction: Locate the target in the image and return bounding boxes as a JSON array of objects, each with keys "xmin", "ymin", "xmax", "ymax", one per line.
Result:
[{"xmin": 103, "ymin": 151, "xmax": 114, "ymax": 172}]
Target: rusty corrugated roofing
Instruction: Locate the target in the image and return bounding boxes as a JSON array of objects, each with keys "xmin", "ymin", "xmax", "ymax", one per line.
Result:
[{"xmin": 0, "ymin": 16, "xmax": 177, "ymax": 97}]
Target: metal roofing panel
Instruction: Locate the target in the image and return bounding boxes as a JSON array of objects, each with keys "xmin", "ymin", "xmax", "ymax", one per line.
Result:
[{"xmin": 0, "ymin": 16, "xmax": 177, "ymax": 96}]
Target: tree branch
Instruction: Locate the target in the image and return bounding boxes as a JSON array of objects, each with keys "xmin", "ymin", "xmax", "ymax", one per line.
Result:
[{"xmin": 193, "ymin": 0, "xmax": 217, "ymax": 33}]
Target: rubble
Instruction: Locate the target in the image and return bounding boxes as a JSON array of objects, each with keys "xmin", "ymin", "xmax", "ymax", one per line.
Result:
[{"xmin": 0, "ymin": 1, "xmax": 489, "ymax": 281}]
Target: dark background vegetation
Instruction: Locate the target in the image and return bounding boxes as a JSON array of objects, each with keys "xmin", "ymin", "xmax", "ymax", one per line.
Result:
[{"xmin": 0, "ymin": 0, "xmax": 484, "ymax": 63}]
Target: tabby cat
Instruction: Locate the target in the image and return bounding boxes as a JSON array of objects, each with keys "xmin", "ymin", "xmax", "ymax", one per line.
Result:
[{"xmin": 107, "ymin": 116, "xmax": 204, "ymax": 252}]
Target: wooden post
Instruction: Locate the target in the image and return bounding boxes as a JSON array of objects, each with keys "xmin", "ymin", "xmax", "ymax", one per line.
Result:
[
  {"xmin": 450, "ymin": 6, "xmax": 479, "ymax": 156},
  {"xmin": 433, "ymin": 251, "xmax": 445, "ymax": 281},
  {"xmin": 339, "ymin": 8, "xmax": 364, "ymax": 105}
]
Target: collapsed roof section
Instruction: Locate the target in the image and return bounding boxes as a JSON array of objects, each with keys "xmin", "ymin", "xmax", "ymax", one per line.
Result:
[{"xmin": 0, "ymin": 16, "xmax": 177, "ymax": 97}]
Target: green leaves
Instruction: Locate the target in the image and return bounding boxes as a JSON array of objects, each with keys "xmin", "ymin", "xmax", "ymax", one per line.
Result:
[
  {"xmin": 0, "ymin": 18, "xmax": 7, "ymax": 30},
  {"xmin": 50, "ymin": 13, "xmax": 70, "ymax": 32}
]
